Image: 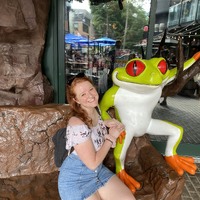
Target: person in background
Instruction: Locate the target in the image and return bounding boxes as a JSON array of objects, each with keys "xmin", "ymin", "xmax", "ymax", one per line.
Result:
[
  {"xmin": 193, "ymin": 73, "xmax": 200, "ymax": 98},
  {"xmin": 108, "ymin": 40, "xmax": 122, "ymax": 88},
  {"xmin": 108, "ymin": 40, "xmax": 122, "ymax": 71},
  {"xmin": 58, "ymin": 73, "xmax": 135, "ymax": 200},
  {"xmin": 128, "ymin": 53, "xmax": 136, "ymax": 60}
]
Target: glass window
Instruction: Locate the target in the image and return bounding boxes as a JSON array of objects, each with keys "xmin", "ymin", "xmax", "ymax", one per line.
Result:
[
  {"xmin": 180, "ymin": 0, "xmax": 198, "ymax": 24},
  {"xmin": 196, "ymin": 0, "xmax": 200, "ymax": 21},
  {"xmin": 74, "ymin": 23, "xmax": 78, "ymax": 29},
  {"xmin": 167, "ymin": 3, "xmax": 181, "ymax": 27},
  {"xmin": 83, "ymin": 24, "xmax": 89, "ymax": 33}
]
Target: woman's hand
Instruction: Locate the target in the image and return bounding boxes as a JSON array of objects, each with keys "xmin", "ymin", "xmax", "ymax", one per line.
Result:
[
  {"xmin": 107, "ymin": 123, "xmax": 125, "ymax": 139},
  {"xmin": 104, "ymin": 118, "xmax": 125, "ymax": 143},
  {"xmin": 104, "ymin": 118, "xmax": 125, "ymax": 130}
]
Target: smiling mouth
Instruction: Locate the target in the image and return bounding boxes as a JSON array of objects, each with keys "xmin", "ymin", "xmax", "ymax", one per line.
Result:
[
  {"xmin": 88, "ymin": 99, "xmax": 94, "ymax": 103},
  {"xmin": 88, "ymin": 97, "xmax": 96, "ymax": 103}
]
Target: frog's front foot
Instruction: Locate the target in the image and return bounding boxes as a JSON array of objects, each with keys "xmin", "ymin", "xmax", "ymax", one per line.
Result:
[
  {"xmin": 165, "ymin": 155, "xmax": 197, "ymax": 176},
  {"xmin": 117, "ymin": 169, "xmax": 141, "ymax": 193},
  {"xmin": 117, "ymin": 131, "xmax": 126, "ymax": 144}
]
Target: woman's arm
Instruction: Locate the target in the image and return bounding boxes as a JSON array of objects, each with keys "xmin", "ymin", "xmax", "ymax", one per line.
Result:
[
  {"xmin": 74, "ymin": 136, "xmax": 113, "ymax": 170},
  {"xmin": 70, "ymin": 117, "xmax": 123, "ymax": 170}
]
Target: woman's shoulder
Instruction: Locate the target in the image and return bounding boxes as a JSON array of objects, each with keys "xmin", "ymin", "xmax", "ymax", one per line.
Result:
[{"xmin": 68, "ymin": 116, "xmax": 85, "ymax": 126}]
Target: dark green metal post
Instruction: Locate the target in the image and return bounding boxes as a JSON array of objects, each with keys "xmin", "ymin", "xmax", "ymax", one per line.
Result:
[
  {"xmin": 146, "ymin": 0, "xmax": 157, "ymax": 59},
  {"xmin": 43, "ymin": 0, "xmax": 65, "ymax": 103}
]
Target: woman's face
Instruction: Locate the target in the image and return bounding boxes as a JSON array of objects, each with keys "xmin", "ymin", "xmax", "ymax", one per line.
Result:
[{"xmin": 73, "ymin": 80, "xmax": 99, "ymax": 109}]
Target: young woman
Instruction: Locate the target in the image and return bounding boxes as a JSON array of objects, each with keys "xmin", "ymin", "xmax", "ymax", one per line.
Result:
[{"xmin": 58, "ymin": 73, "xmax": 135, "ymax": 200}]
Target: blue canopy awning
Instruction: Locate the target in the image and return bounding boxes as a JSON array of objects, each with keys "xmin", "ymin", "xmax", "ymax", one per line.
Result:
[
  {"xmin": 65, "ymin": 33, "xmax": 82, "ymax": 40},
  {"xmin": 93, "ymin": 37, "xmax": 116, "ymax": 44},
  {"xmin": 65, "ymin": 33, "xmax": 94, "ymax": 46}
]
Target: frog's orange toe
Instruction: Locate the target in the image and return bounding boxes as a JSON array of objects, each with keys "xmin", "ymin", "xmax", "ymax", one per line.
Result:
[
  {"xmin": 117, "ymin": 169, "xmax": 141, "ymax": 193},
  {"xmin": 117, "ymin": 131, "xmax": 126, "ymax": 144},
  {"xmin": 165, "ymin": 155, "xmax": 197, "ymax": 176}
]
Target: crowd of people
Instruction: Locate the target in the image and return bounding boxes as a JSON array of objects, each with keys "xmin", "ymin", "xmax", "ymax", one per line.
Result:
[{"xmin": 65, "ymin": 40, "xmax": 140, "ymax": 97}]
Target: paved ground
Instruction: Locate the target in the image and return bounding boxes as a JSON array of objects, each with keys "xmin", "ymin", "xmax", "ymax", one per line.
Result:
[
  {"xmin": 182, "ymin": 163, "xmax": 200, "ymax": 200},
  {"xmin": 149, "ymin": 95, "xmax": 200, "ymax": 200},
  {"xmin": 151, "ymin": 95, "xmax": 200, "ymax": 144}
]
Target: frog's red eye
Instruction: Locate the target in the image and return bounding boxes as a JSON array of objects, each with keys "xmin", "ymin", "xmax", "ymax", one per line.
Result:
[
  {"xmin": 158, "ymin": 60, "xmax": 167, "ymax": 74},
  {"xmin": 126, "ymin": 60, "xmax": 145, "ymax": 76}
]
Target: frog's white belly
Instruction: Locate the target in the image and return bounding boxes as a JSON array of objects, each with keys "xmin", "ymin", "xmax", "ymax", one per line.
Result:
[{"xmin": 114, "ymin": 87, "xmax": 162, "ymax": 137}]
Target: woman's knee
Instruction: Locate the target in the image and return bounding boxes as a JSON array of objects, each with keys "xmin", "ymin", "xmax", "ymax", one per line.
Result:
[{"xmin": 98, "ymin": 175, "xmax": 135, "ymax": 200}]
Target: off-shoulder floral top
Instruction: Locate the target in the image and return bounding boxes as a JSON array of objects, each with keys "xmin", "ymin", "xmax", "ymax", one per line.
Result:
[{"xmin": 65, "ymin": 115, "xmax": 108, "ymax": 152}]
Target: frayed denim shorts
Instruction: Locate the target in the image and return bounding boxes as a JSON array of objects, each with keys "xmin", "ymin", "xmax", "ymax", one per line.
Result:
[{"xmin": 58, "ymin": 153, "xmax": 114, "ymax": 200}]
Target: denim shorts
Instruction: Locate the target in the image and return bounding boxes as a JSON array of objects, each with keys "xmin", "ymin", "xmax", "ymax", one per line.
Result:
[{"xmin": 58, "ymin": 153, "xmax": 114, "ymax": 200}]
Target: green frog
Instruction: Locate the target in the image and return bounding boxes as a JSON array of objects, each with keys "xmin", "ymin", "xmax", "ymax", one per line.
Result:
[{"xmin": 100, "ymin": 52, "xmax": 200, "ymax": 193}]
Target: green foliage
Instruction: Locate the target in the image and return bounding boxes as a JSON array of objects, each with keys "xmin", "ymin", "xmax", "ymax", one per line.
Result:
[{"xmin": 90, "ymin": 0, "xmax": 149, "ymax": 50}]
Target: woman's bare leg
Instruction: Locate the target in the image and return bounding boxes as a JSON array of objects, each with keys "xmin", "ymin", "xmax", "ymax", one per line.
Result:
[
  {"xmin": 98, "ymin": 175, "xmax": 135, "ymax": 200},
  {"xmin": 86, "ymin": 191, "xmax": 101, "ymax": 200}
]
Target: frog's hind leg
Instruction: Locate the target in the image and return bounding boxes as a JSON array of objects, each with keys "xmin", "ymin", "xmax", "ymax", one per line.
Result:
[
  {"xmin": 148, "ymin": 119, "xmax": 197, "ymax": 176},
  {"xmin": 163, "ymin": 122, "xmax": 197, "ymax": 175},
  {"xmin": 114, "ymin": 131, "xmax": 141, "ymax": 193}
]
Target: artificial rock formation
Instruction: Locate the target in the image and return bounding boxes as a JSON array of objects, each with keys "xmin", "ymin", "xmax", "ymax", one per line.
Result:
[
  {"xmin": 0, "ymin": 104, "xmax": 184, "ymax": 200},
  {"xmin": 0, "ymin": 0, "xmax": 53, "ymax": 106},
  {"xmin": 0, "ymin": 104, "xmax": 68, "ymax": 178}
]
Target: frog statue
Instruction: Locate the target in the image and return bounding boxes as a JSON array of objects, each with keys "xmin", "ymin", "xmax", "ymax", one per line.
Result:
[{"xmin": 100, "ymin": 49, "xmax": 200, "ymax": 193}]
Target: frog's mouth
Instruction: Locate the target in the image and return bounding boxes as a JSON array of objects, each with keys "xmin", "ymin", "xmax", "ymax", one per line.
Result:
[{"xmin": 113, "ymin": 71, "xmax": 164, "ymax": 92}]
